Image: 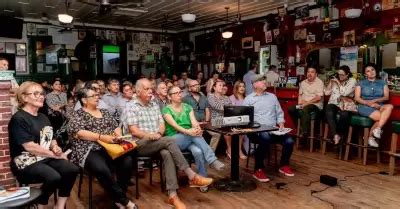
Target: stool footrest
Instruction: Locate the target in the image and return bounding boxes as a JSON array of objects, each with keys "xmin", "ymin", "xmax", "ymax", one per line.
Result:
[{"xmin": 347, "ymin": 142, "xmax": 379, "ymax": 150}]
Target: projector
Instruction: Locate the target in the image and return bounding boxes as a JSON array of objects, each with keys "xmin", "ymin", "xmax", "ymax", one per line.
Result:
[{"xmin": 223, "ymin": 115, "xmax": 250, "ymax": 127}]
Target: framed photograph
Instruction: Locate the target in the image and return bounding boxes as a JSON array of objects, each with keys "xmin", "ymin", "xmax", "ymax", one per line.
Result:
[
  {"xmin": 16, "ymin": 43, "xmax": 26, "ymax": 55},
  {"xmin": 322, "ymin": 33, "xmax": 332, "ymax": 42},
  {"xmin": 306, "ymin": 34, "xmax": 316, "ymax": 43},
  {"xmin": 242, "ymin": 37, "xmax": 253, "ymax": 49},
  {"xmin": 37, "ymin": 28, "xmax": 48, "ymax": 36},
  {"xmin": 265, "ymin": 31, "xmax": 273, "ymax": 43},
  {"xmin": 78, "ymin": 30, "xmax": 86, "ymax": 40},
  {"xmin": 294, "ymin": 28, "xmax": 307, "ymax": 40},
  {"xmin": 5, "ymin": 43, "xmax": 16, "ymax": 54},
  {"xmin": 343, "ymin": 30, "xmax": 356, "ymax": 46},
  {"xmin": 26, "ymin": 23, "xmax": 36, "ymax": 35},
  {"xmin": 323, "ymin": 24, "xmax": 330, "ymax": 31},
  {"xmin": 329, "ymin": 21, "xmax": 339, "ymax": 29},
  {"xmin": 15, "ymin": 56, "xmax": 28, "ymax": 75},
  {"xmin": 295, "ymin": 5, "xmax": 309, "ymax": 19}
]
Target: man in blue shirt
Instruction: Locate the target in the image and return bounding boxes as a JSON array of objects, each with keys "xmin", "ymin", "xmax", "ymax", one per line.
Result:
[
  {"xmin": 243, "ymin": 75, "xmax": 295, "ymax": 182},
  {"xmin": 243, "ymin": 62, "xmax": 258, "ymax": 96}
]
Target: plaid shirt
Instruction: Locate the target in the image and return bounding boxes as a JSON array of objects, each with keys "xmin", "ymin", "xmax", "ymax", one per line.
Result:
[{"xmin": 121, "ymin": 98, "xmax": 164, "ymax": 134}]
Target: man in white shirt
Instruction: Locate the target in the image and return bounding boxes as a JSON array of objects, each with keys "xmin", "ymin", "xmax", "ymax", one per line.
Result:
[{"xmin": 265, "ymin": 65, "xmax": 280, "ymax": 87}]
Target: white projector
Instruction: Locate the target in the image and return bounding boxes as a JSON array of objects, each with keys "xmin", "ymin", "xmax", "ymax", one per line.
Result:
[{"xmin": 222, "ymin": 115, "xmax": 250, "ymax": 127}]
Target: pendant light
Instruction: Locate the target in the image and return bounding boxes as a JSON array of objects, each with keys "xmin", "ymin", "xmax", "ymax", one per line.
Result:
[
  {"xmin": 58, "ymin": 0, "xmax": 73, "ymax": 24},
  {"xmin": 222, "ymin": 7, "xmax": 233, "ymax": 39},
  {"xmin": 182, "ymin": 0, "xmax": 196, "ymax": 23}
]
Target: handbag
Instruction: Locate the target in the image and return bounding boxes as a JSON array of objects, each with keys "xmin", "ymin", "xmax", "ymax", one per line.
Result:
[
  {"xmin": 339, "ymin": 97, "xmax": 358, "ymax": 112},
  {"xmin": 97, "ymin": 136, "xmax": 137, "ymax": 160}
]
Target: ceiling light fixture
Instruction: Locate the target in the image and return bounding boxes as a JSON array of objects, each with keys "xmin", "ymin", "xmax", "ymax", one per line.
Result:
[
  {"xmin": 222, "ymin": 31, "xmax": 233, "ymax": 39},
  {"xmin": 222, "ymin": 7, "xmax": 233, "ymax": 39},
  {"xmin": 58, "ymin": 14, "xmax": 73, "ymax": 23},
  {"xmin": 58, "ymin": 0, "xmax": 73, "ymax": 24},
  {"xmin": 182, "ymin": 0, "xmax": 196, "ymax": 23}
]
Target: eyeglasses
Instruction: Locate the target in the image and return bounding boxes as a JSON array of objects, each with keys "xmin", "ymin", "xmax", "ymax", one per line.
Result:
[
  {"xmin": 169, "ymin": 90, "xmax": 183, "ymax": 95},
  {"xmin": 24, "ymin": 91, "xmax": 45, "ymax": 97}
]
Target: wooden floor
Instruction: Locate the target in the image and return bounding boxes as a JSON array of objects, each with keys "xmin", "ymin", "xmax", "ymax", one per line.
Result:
[{"xmin": 60, "ymin": 148, "xmax": 400, "ymax": 209}]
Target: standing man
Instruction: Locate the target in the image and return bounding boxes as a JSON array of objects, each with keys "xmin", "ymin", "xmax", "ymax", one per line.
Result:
[
  {"xmin": 182, "ymin": 79, "xmax": 210, "ymax": 123},
  {"xmin": 154, "ymin": 82, "xmax": 170, "ymax": 110},
  {"xmin": 101, "ymin": 78, "xmax": 122, "ymax": 116},
  {"xmin": 265, "ymin": 65, "xmax": 280, "ymax": 87},
  {"xmin": 243, "ymin": 75, "xmax": 295, "ymax": 182},
  {"xmin": 288, "ymin": 66, "xmax": 324, "ymax": 137},
  {"xmin": 121, "ymin": 78, "xmax": 213, "ymax": 209},
  {"xmin": 243, "ymin": 62, "xmax": 258, "ymax": 95}
]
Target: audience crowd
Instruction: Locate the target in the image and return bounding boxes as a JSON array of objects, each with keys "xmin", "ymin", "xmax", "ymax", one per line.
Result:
[{"xmin": 3, "ymin": 54, "xmax": 393, "ymax": 209}]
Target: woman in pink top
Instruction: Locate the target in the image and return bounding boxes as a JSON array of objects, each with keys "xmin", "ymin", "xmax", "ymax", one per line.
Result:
[{"xmin": 228, "ymin": 81, "xmax": 248, "ymax": 159}]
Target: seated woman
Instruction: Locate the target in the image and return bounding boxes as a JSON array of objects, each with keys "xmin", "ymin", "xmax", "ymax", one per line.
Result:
[
  {"xmin": 46, "ymin": 78, "xmax": 68, "ymax": 132},
  {"xmin": 162, "ymin": 86, "xmax": 225, "ymax": 179},
  {"xmin": 207, "ymin": 79, "xmax": 234, "ymax": 158},
  {"xmin": 324, "ymin": 65, "xmax": 357, "ymax": 144},
  {"xmin": 228, "ymin": 81, "xmax": 248, "ymax": 159},
  {"xmin": 355, "ymin": 64, "xmax": 393, "ymax": 147},
  {"xmin": 9, "ymin": 81, "xmax": 79, "ymax": 209},
  {"xmin": 68, "ymin": 88, "xmax": 138, "ymax": 209}
]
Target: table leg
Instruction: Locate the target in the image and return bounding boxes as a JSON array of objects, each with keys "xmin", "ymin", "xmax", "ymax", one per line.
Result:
[{"xmin": 214, "ymin": 135, "xmax": 257, "ymax": 192}]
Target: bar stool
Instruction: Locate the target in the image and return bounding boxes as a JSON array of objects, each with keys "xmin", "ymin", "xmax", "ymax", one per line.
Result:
[
  {"xmin": 344, "ymin": 115, "xmax": 380, "ymax": 165},
  {"xmin": 322, "ymin": 114, "xmax": 344, "ymax": 159},
  {"xmin": 295, "ymin": 111, "xmax": 324, "ymax": 152},
  {"xmin": 389, "ymin": 121, "xmax": 400, "ymax": 175}
]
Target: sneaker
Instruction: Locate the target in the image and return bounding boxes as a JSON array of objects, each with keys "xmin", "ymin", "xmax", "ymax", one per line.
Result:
[
  {"xmin": 279, "ymin": 166, "xmax": 295, "ymax": 177},
  {"xmin": 210, "ymin": 160, "xmax": 225, "ymax": 171},
  {"xmin": 368, "ymin": 137, "xmax": 379, "ymax": 148},
  {"xmin": 199, "ymin": 186, "xmax": 209, "ymax": 193},
  {"xmin": 252, "ymin": 169, "xmax": 270, "ymax": 182},
  {"xmin": 372, "ymin": 128, "xmax": 382, "ymax": 139},
  {"xmin": 189, "ymin": 174, "xmax": 213, "ymax": 187},
  {"xmin": 167, "ymin": 196, "xmax": 186, "ymax": 209}
]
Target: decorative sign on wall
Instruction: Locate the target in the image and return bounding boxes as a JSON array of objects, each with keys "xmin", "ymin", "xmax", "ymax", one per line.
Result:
[
  {"xmin": 294, "ymin": 28, "xmax": 307, "ymax": 40},
  {"xmin": 295, "ymin": 5, "xmax": 309, "ymax": 19},
  {"xmin": 343, "ymin": 30, "xmax": 356, "ymax": 46},
  {"xmin": 242, "ymin": 37, "xmax": 253, "ymax": 49}
]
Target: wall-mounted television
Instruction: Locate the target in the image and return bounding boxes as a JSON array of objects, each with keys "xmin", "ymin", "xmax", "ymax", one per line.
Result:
[
  {"xmin": 0, "ymin": 17, "xmax": 23, "ymax": 39},
  {"xmin": 102, "ymin": 45, "xmax": 120, "ymax": 74}
]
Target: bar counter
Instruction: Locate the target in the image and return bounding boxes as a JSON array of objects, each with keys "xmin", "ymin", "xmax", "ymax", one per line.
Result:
[{"xmin": 266, "ymin": 88, "xmax": 400, "ymax": 151}]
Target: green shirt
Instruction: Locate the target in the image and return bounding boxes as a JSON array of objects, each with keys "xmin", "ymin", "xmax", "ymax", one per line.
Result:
[{"xmin": 162, "ymin": 103, "xmax": 193, "ymax": 136}]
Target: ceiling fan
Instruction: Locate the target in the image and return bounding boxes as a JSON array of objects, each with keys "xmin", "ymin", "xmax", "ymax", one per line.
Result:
[{"xmin": 78, "ymin": 0, "xmax": 147, "ymax": 16}]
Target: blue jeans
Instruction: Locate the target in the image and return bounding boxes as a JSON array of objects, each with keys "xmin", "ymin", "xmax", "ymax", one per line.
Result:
[
  {"xmin": 250, "ymin": 132, "xmax": 295, "ymax": 170},
  {"xmin": 173, "ymin": 133, "xmax": 218, "ymax": 176}
]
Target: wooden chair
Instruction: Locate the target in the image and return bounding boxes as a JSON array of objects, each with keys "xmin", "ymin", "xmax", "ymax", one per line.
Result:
[
  {"xmin": 344, "ymin": 115, "xmax": 380, "ymax": 165},
  {"xmin": 389, "ymin": 121, "xmax": 400, "ymax": 175}
]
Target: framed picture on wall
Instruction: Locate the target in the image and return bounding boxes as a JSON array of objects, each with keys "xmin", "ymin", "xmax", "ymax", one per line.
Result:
[
  {"xmin": 16, "ymin": 43, "xmax": 26, "ymax": 55},
  {"xmin": 15, "ymin": 56, "xmax": 28, "ymax": 75},
  {"xmin": 242, "ymin": 37, "xmax": 253, "ymax": 49},
  {"xmin": 295, "ymin": 5, "xmax": 309, "ymax": 19}
]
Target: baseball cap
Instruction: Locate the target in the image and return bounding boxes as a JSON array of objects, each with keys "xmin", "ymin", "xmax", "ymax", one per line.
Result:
[{"xmin": 252, "ymin": 75, "xmax": 266, "ymax": 84}]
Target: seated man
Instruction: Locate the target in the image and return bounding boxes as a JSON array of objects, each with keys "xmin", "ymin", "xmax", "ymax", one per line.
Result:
[
  {"xmin": 162, "ymin": 86, "xmax": 224, "ymax": 182},
  {"xmin": 243, "ymin": 76, "xmax": 295, "ymax": 182},
  {"xmin": 288, "ymin": 66, "xmax": 324, "ymax": 137},
  {"xmin": 122, "ymin": 78, "xmax": 212, "ymax": 209}
]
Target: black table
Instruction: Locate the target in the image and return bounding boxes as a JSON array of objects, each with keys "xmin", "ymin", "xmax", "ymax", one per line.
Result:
[
  {"xmin": 0, "ymin": 188, "xmax": 42, "ymax": 209},
  {"xmin": 203, "ymin": 124, "xmax": 277, "ymax": 192}
]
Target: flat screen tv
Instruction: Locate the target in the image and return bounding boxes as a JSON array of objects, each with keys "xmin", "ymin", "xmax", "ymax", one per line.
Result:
[
  {"xmin": 0, "ymin": 17, "xmax": 23, "ymax": 39},
  {"xmin": 102, "ymin": 45, "xmax": 120, "ymax": 74}
]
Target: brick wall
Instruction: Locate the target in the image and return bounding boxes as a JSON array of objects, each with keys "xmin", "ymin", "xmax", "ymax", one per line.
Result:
[{"xmin": 0, "ymin": 80, "xmax": 16, "ymax": 188}]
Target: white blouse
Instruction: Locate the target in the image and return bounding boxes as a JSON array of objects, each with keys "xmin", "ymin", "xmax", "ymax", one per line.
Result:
[{"xmin": 324, "ymin": 77, "xmax": 357, "ymax": 107}]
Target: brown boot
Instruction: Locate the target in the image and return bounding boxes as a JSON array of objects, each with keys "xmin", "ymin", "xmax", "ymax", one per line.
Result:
[
  {"xmin": 189, "ymin": 174, "xmax": 213, "ymax": 187},
  {"xmin": 167, "ymin": 195, "xmax": 186, "ymax": 209}
]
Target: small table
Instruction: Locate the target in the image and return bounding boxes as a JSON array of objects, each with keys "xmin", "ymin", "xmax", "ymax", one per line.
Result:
[
  {"xmin": 0, "ymin": 188, "xmax": 42, "ymax": 209},
  {"xmin": 203, "ymin": 124, "xmax": 277, "ymax": 192}
]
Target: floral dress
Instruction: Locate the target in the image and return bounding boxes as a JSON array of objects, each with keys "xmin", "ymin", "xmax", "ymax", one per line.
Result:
[{"xmin": 67, "ymin": 109, "xmax": 118, "ymax": 167}]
